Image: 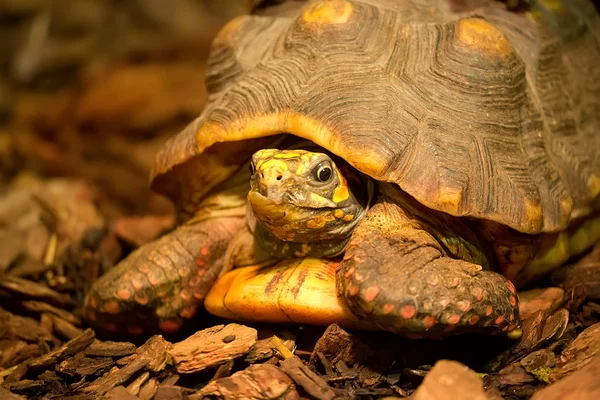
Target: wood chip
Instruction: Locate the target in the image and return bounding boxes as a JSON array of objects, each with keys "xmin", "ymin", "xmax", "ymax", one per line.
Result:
[
  {"xmin": 0, "ymin": 307, "xmax": 53, "ymax": 343},
  {"xmin": 153, "ymin": 385, "xmax": 193, "ymax": 400},
  {"xmin": 170, "ymin": 324, "xmax": 257, "ymax": 374},
  {"xmin": 126, "ymin": 371, "xmax": 150, "ymax": 396},
  {"xmin": 85, "ymin": 341, "xmax": 137, "ymax": 357},
  {"xmin": 3, "ymin": 379, "xmax": 45, "ymax": 396},
  {"xmin": 56, "ymin": 356, "xmax": 114, "ymax": 378},
  {"xmin": 28, "ymin": 328, "xmax": 95, "ymax": 370},
  {"xmin": 279, "ymin": 356, "xmax": 336, "ymax": 400},
  {"xmin": 104, "ymin": 385, "xmax": 140, "ymax": 400},
  {"xmin": 518, "ymin": 288, "xmax": 565, "ymax": 320},
  {"xmin": 196, "ymin": 363, "xmax": 299, "ymax": 400},
  {"xmin": 82, "ymin": 335, "xmax": 169, "ymax": 396},
  {"xmin": 553, "ymin": 243, "xmax": 600, "ymax": 300},
  {"xmin": 532, "ymin": 355, "xmax": 600, "ymax": 400},
  {"xmin": 20, "ymin": 300, "xmax": 81, "ymax": 325},
  {"xmin": 551, "ymin": 323, "xmax": 600, "ymax": 382},
  {"xmin": 0, "ymin": 386, "xmax": 26, "ymax": 400},
  {"xmin": 138, "ymin": 377, "xmax": 159, "ymax": 400},
  {"xmin": 51, "ymin": 314, "xmax": 84, "ymax": 340},
  {"xmin": 0, "ymin": 276, "xmax": 73, "ymax": 307},
  {"xmin": 412, "ymin": 360, "xmax": 487, "ymax": 400}
]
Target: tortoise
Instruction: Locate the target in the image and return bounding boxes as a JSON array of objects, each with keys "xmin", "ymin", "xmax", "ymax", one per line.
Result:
[{"xmin": 83, "ymin": 0, "xmax": 600, "ymax": 338}]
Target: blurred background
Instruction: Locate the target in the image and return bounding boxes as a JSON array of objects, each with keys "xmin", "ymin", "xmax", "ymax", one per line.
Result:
[{"xmin": 0, "ymin": 0, "xmax": 271, "ymax": 218}]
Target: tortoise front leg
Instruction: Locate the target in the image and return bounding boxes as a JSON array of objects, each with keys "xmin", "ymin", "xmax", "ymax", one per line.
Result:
[
  {"xmin": 84, "ymin": 216, "xmax": 245, "ymax": 335},
  {"xmin": 337, "ymin": 199, "xmax": 520, "ymax": 338}
]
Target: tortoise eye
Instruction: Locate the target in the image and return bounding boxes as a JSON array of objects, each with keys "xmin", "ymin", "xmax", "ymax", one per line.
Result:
[
  {"xmin": 249, "ymin": 161, "xmax": 256, "ymax": 176},
  {"xmin": 313, "ymin": 162, "xmax": 333, "ymax": 183}
]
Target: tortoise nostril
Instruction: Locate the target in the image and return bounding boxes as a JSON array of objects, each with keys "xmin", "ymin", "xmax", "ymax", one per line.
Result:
[{"xmin": 276, "ymin": 175, "xmax": 282, "ymax": 181}]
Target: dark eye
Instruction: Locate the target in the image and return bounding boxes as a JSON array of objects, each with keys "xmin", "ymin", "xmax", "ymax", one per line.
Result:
[
  {"xmin": 249, "ymin": 161, "xmax": 256, "ymax": 176},
  {"xmin": 313, "ymin": 162, "xmax": 333, "ymax": 182}
]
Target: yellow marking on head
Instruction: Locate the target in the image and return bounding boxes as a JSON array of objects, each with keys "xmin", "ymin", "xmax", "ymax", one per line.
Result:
[
  {"xmin": 258, "ymin": 159, "xmax": 290, "ymax": 172},
  {"xmin": 296, "ymin": 163, "xmax": 307, "ymax": 175},
  {"xmin": 274, "ymin": 152, "xmax": 303, "ymax": 159},
  {"xmin": 334, "ymin": 209, "xmax": 345, "ymax": 219},
  {"xmin": 332, "ymin": 171, "xmax": 349, "ymax": 203},
  {"xmin": 342, "ymin": 214, "xmax": 354, "ymax": 222},
  {"xmin": 588, "ymin": 174, "xmax": 600, "ymax": 198},
  {"xmin": 301, "ymin": 0, "xmax": 353, "ymax": 26},
  {"xmin": 455, "ymin": 18, "xmax": 511, "ymax": 58},
  {"xmin": 306, "ymin": 214, "xmax": 328, "ymax": 229},
  {"xmin": 301, "ymin": 155, "xmax": 309, "ymax": 161}
]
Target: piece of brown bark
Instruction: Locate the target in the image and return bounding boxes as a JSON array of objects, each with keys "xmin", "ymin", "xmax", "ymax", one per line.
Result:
[
  {"xmin": 279, "ymin": 356, "xmax": 337, "ymax": 400},
  {"xmin": 85, "ymin": 341, "xmax": 137, "ymax": 357},
  {"xmin": 518, "ymin": 288, "xmax": 565, "ymax": 320},
  {"xmin": 0, "ymin": 386, "xmax": 27, "ymax": 400},
  {"xmin": 20, "ymin": 300, "xmax": 81, "ymax": 325},
  {"xmin": 169, "ymin": 324, "xmax": 257, "ymax": 374},
  {"xmin": 28, "ymin": 328, "xmax": 95, "ymax": 370},
  {"xmin": 56, "ymin": 355, "xmax": 114, "ymax": 378},
  {"xmin": 550, "ymin": 322, "xmax": 600, "ymax": 382},
  {"xmin": 532, "ymin": 355, "xmax": 600, "ymax": 400},
  {"xmin": 196, "ymin": 363, "xmax": 300, "ymax": 400},
  {"xmin": 412, "ymin": 360, "xmax": 487, "ymax": 400},
  {"xmin": 82, "ymin": 335, "xmax": 169, "ymax": 396},
  {"xmin": 138, "ymin": 377, "xmax": 159, "ymax": 400},
  {"xmin": 0, "ymin": 276, "xmax": 73, "ymax": 307},
  {"xmin": 552, "ymin": 243, "xmax": 600, "ymax": 299}
]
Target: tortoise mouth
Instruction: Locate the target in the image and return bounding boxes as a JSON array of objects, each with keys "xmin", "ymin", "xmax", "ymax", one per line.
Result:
[{"xmin": 248, "ymin": 191, "xmax": 288, "ymax": 222}]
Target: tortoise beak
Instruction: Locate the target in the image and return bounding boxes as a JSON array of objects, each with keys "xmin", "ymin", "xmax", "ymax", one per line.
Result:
[{"xmin": 248, "ymin": 191, "xmax": 287, "ymax": 221}]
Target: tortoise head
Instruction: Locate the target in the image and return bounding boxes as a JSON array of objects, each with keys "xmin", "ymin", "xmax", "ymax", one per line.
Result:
[{"xmin": 248, "ymin": 149, "xmax": 371, "ymax": 243}]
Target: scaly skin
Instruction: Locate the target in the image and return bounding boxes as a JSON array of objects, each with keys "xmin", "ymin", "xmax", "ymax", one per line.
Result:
[
  {"xmin": 84, "ymin": 217, "xmax": 245, "ymax": 334},
  {"xmin": 84, "ymin": 167, "xmax": 249, "ymax": 334},
  {"xmin": 337, "ymin": 196, "xmax": 519, "ymax": 337}
]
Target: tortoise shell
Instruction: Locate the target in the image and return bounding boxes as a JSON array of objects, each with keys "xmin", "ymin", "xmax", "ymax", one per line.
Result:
[{"xmin": 151, "ymin": 0, "xmax": 600, "ymax": 234}]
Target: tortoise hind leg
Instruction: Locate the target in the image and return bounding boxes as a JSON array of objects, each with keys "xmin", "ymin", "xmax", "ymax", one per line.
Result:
[{"xmin": 337, "ymin": 199, "xmax": 520, "ymax": 338}]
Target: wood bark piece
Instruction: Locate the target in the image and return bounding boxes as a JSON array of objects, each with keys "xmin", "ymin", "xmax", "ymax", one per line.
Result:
[
  {"xmin": 0, "ymin": 386, "xmax": 26, "ymax": 400},
  {"xmin": 552, "ymin": 243, "xmax": 600, "ymax": 299},
  {"xmin": 169, "ymin": 323, "xmax": 257, "ymax": 374},
  {"xmin": 56, "ymin": 356, "xmax": 114, "ymax": 378},
  {"xmin": 104, "ymin": 385, "xmax": 140, "ymax": 400},
  {"xmin": 20, "ymin": 300, "xmax": 81, "ymax": 325},
  {"xmin": 0, "ymin": 307, "xmax": 53, "ymax": 342},
  {"xmin": 50, "ymin": 314, "xmax": 84, "ymax": 339},
  {"xmin": 0, "ymin": 276, "xmax": 73, "ymax": 307},
  {"xmin": 28, "ymin": 328, "xmax": 95, "ymax": 370},
  {"xmin": 518, "ymin": 288, "xmax": 565, "ymax": 320},
  {"xmin": 532, "ymin": 355, "xmax": 600, "ymax": 400},
  {"xmin": 279, "ymin": 356, "xmax": 336, "ymax": 400},
  {"xmin": 85, "ymin": 341, "xmax": 137, "ymax": 357},
  {"xmin": 412, "ymin": 360, "xmax": 487, "ymax": 400},
  {"xmin": 153, "ymin": 385, "xmax": 193, "ymax": 400},
  {"xmin": 138, "ymin": 377, "xmax": 159, "ymax": 400},
  {"xmin": 550, "ymin": 323, "xmax": 600, "ymax": 382},
  {"xmin": 196, "ymin": 363, "xmax": 300, "ymax": 400},
  {"xmin": 310, "ymin": 324, "xmax": 375, "ymax": 367},
  {"xmin": 126, "ymin": 371, "xmax": 150, "ymax": 396},
  {"xmin": 82, "ymin": 335, "xmax": 169, "ymax": 396}
]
